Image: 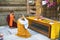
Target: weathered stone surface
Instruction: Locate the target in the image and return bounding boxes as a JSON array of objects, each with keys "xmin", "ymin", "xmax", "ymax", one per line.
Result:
[
  {"xmin": 0, "ymin": 0, "xmax": 27, "ymax": 11},
  {"xmin": 0, "ymin": 11, "xmax": 27, "ymax": 26},
  {"xmin": 0, "ymin": 0, "xmax": 27, "ymax": 25},
  {"xmin": 0, "ymin": 0, "xmax": 26, "ymax": 4},
  {"xmin": 0, "ymin": 6, "xmax": 27, "ymax": 11}
]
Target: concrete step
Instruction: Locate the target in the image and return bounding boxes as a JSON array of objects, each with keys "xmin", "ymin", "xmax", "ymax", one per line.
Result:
[{"xmin": 0, "ymin": 6, "xmax": 27, "ymax": 11}]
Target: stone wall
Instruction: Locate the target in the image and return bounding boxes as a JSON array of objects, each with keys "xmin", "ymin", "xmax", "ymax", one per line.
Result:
[
  {"xmin": 0, "ymin": 0, "xmax": 27, "ymax": 26},
  {"xmin": 0, "ymin": 11, "xmax": 27, "ymax": 26},
  {"xmin": 0, "ymin": 0, "xmax": 26, "ymax": 4},
  {"xmin": 0, "ymin": 0, "xmax": 27, "ymax": 11},
  {"xmin": 0, "ymin": 6, "xmax": 27, "ymax": 11}
]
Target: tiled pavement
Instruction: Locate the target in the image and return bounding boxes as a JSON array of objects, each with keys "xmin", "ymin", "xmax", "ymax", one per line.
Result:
[{"xmin": 0, "ymin": 26, "xmax": 50, "ymax": 40}]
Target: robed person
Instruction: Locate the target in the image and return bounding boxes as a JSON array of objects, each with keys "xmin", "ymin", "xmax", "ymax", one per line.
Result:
[
  {"xmin": 6, "ymin": 11, "xmax": 17, "ymax": 28},
  {"xmin": 16, "ymin": 15, "xmax": 31, "ymax": 38}
]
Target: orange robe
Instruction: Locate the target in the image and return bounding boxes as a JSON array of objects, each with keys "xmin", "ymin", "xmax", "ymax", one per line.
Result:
[
  {"xmin": 9, "ymin": 14, "xmax": 14, "ymax": 27},
  {"xmin": 16, "ymin": 19, "xmax": 31, "ymax": 38},
  {"xmin": 6, "ymin": 14, "xmax": 17, "ymax": 28}
]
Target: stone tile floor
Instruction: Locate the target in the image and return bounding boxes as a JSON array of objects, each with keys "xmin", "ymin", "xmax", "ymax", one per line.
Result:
[{"xmin": 0, "ymin": 26, "xmax": 50, "ymax": 40}]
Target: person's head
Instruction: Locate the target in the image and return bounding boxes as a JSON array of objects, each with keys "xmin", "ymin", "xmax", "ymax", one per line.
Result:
[
  {"xmin": 10, "ymin": 10, "xmax": 14, "ymax": 15},
  {"xmin": 19, "ymin": 14, "xmax": 25, "ymax": 20}
]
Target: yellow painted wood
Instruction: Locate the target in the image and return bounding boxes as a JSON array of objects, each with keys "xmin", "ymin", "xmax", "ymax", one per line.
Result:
[
  {"xmin": 27, "ymin": 17, "xmax": 60, "ymax": 39},
  {"xmin": 50, "ymin": 23, "xmax": 59, "ymax": 39}
]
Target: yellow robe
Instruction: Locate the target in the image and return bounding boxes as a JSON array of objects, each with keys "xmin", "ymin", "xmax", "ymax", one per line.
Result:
[{"xmin": 16, "ymin": 19, "xmax": 31, "ymax": 38}]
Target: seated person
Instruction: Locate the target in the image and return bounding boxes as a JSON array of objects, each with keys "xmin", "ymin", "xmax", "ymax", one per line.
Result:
[
  {"xmin": 6, "ymin": 10, "xmax": 17, "ymax": 28},
  {"xmin": 16, "ymin": 15, "xmax": 31, "ymax": 38}
]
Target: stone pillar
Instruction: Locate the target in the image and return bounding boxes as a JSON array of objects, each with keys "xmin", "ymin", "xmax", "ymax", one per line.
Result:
[{"xmin": 35, "ymin": 0, "xmax": 42, "ymax": 19}]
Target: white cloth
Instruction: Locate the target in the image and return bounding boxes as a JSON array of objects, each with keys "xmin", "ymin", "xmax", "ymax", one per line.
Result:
[
  {"xmin": 18, "ymin": 18, "xmax": 28, "ymax": 29},
  {"xmin": 42, "ymin": 1, "xmax": 47, "ymax": 5}
]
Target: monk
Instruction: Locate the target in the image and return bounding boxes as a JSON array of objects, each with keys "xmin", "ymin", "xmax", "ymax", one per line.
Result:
[
  {"xmin": 6, "ymin": 11, "xmax": 17, "ymax": 28},
  {"xmin": 16, "ymin": 15, "xmax": 31, "ymax": 38}
]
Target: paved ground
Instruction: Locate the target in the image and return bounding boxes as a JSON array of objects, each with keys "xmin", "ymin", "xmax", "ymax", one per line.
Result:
[{"xmin": 0, "ymin": 26, "xmax": 50, "ymax": 40}]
